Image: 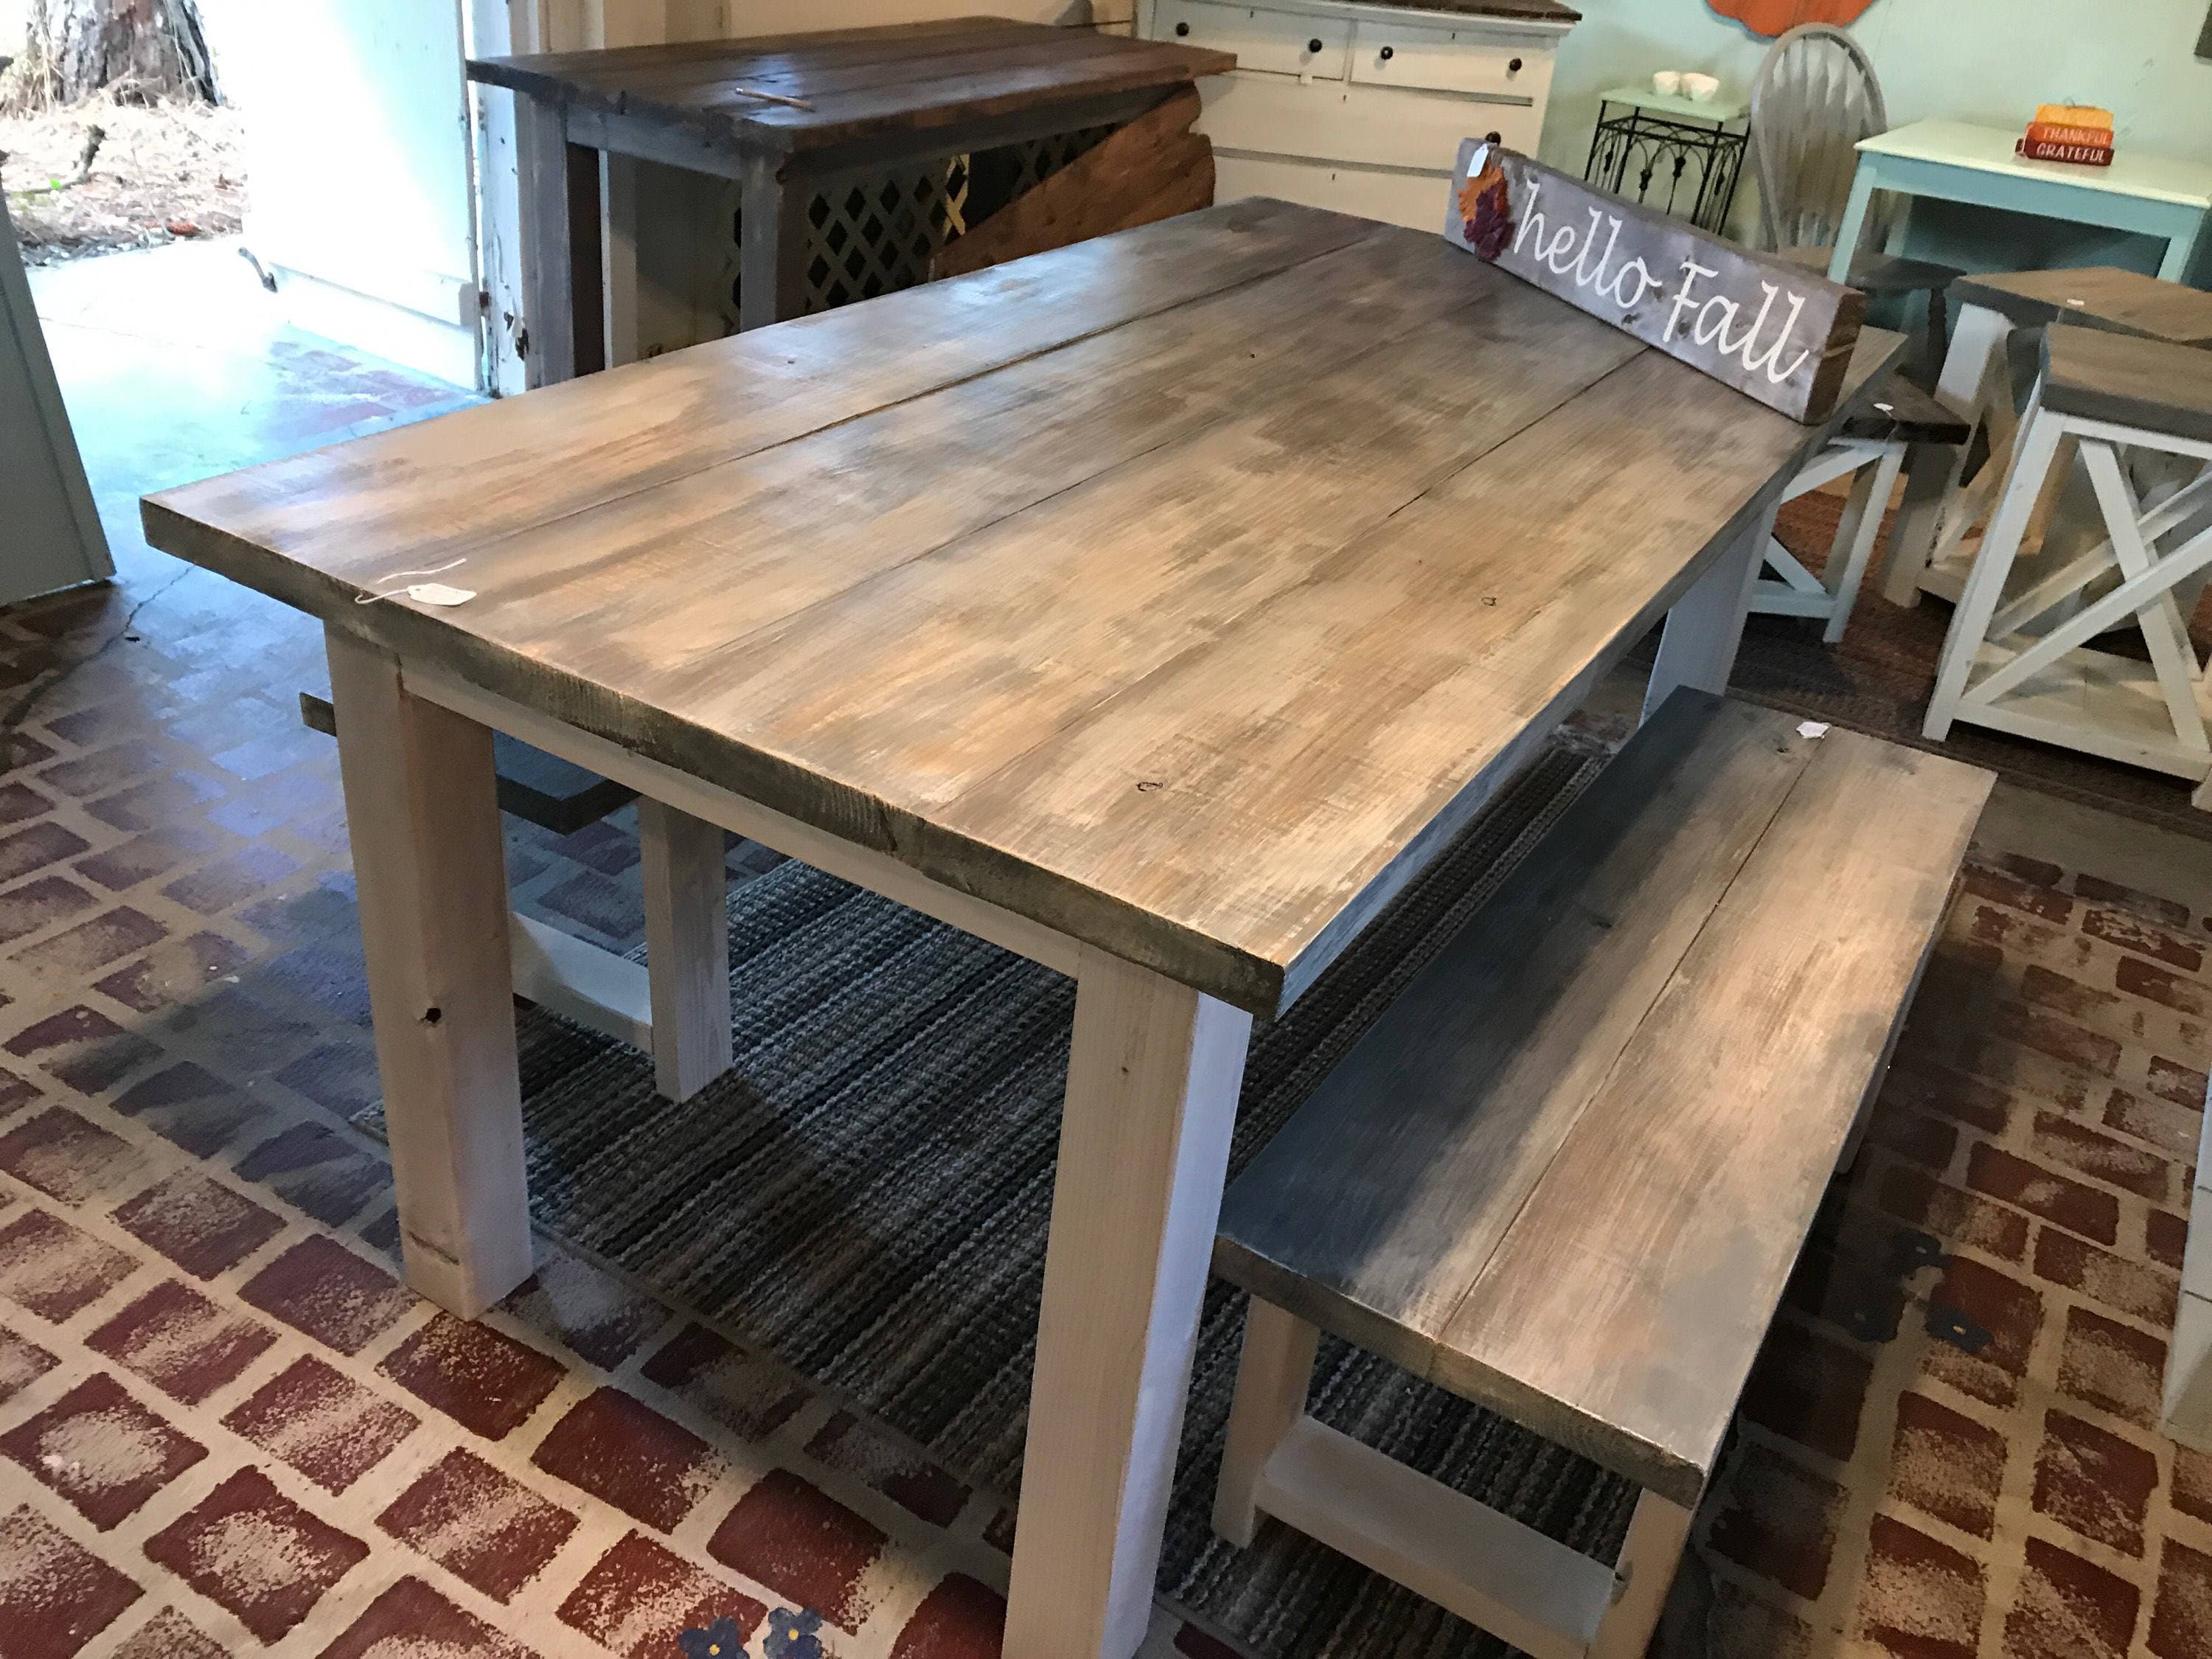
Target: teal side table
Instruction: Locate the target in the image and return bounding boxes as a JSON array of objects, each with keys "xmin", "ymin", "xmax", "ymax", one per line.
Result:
[{"xmin": 1829, "ymin": 119, "xmax": 2212, "ymax": 286}]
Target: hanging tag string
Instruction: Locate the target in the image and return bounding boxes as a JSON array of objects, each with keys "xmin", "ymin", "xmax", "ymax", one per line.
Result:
[{"xmin": 355, "ymin": 559, "xmax": 468, "ymax": 605}]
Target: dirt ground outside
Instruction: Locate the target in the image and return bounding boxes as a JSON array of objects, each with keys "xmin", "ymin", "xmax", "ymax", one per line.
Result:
[{"xmin": 0, "ymin": 89, "xmax": 243, "ymax": 263}]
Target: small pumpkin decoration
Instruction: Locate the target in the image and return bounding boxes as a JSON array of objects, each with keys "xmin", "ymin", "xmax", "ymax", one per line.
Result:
[{"xmin": 1707, "ymin": 0, "xmax": 1877, "ymax": 38}]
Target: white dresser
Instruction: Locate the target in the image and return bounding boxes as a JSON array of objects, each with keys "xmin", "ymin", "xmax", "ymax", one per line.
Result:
[{"xmin": 1137, "ymin": 0, "xmax": 1580, "ymax": 232}]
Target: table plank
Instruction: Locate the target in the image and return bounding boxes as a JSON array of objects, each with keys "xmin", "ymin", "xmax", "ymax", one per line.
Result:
[
  {"xmin": 144, "ymin": 206, "xmax": 1902, "ymax": 1017},
  {"xmin": 145, "ymin": 198, "xmax": 1368, "ymax": 610},
  {"xmin": 1859, "ymin": 120, "xmax": 2212, "ymax": 209}
]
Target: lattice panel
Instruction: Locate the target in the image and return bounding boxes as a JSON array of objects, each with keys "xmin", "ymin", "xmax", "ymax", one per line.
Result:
[{"xmin": 715, "ymin": 122, "xmax": 1121, "ymax": 333}]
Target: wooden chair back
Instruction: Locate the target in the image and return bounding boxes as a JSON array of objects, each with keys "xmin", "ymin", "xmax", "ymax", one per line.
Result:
[{"xmin": 1750, "ymin": 23, "xmax": 1889, "ymax": 254}]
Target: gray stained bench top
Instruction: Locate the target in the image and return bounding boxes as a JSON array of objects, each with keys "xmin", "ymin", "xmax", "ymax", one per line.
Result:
[
  {"xmin": 2041, "ymin": 322, "xmax": 2212, "ymax": 446},
  {"xmin": 467, "ymin": 17, "xmax": 1236, "ymax": 159},
  {"xmin": 1952, "ymin": 265, "xmax": 2212, "ymax": 347},
  {"xmin": 1215, "ymin": 694, "xmax": 1992, "ymax": 1506},
  {"xmin": 143, "ymin": 201, "xmax": 1902, "ymax": 1019}
]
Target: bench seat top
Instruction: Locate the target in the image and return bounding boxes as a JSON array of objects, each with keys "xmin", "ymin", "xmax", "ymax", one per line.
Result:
[
  {"xmin": 1952, "ymin": 266, "xmax": 2212, "ymax": 347},
  {"xmin": 1214, "ymin": 694, "xmax": 1992, "ymax": 1506}
]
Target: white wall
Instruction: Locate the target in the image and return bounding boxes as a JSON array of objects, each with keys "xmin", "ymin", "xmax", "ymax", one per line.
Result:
[{"xmin": 1536, "ymin": 0, "xmax": 2212, "ymax": 279}]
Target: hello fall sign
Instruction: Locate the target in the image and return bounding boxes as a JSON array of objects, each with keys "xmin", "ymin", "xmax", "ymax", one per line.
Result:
[{"xmin": 1444, "ymin": 141, "xmax": 1865, "ymax": 423}]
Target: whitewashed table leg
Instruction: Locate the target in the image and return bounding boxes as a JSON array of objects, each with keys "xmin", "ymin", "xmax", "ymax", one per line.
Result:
[
  {"xmin": 639, "ymin": 797, "xmax": 734, "ymax": 1102},
  {"xmin": 1642, "ymin": 498, "xmax": 1775, "ymax": 724},
  {"xmin": 1004, "ymin": 947, "xmax": 1254, "ymax": 1659},
  {"xmin": 326, "ymin": 627, "xmax": 532, "ymax": 1316}
]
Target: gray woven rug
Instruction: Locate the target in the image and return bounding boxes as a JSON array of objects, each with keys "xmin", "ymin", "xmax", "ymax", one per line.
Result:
[{"xmin": 357, "ymin": 737, "xmax": 1635, "ymax": 1658}]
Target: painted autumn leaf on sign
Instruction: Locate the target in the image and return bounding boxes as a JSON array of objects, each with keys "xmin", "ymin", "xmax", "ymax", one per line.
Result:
[{"xmin": 1708, "ymin": 0, "xmax": 1876, "ymax": 37}]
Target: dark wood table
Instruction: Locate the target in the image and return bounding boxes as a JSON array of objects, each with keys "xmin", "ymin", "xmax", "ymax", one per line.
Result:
[
  {"xmin": 470, "ymin": 16, "xmax": 1234, "ymax": 384},
  {"xmin": 146, "ymin": 201, "xmax": 1899, "ymax": 1659}
]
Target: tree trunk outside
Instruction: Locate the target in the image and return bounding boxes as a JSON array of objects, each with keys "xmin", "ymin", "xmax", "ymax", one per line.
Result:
[{"xmin": 9, "ymin": 0, "xmax": 216, "ymax": 110}]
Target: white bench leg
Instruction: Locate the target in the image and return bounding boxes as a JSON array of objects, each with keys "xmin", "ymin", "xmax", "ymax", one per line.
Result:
[
  {"xmin": 1215, "ymin": 1297, "xmax": 1320, "ymax": 1547},
  {"xmin": 639, "ymin": 798, "xmax": 734, "ymax": 1102},
  {"xmin": 1593, "ymin": 1491, "xmax": 1695, "ymax": 1659},
  {"xmin": 1824, "ymin": 442, "xmax": 1908, "ymax": 644},
  {"xmin": 1881, "ymin": 440, "xmax": 1961, "ymax": 608},
  {"xmin": 1643, "ymin": 498, "xmax": 1776, "ymax": 724}
]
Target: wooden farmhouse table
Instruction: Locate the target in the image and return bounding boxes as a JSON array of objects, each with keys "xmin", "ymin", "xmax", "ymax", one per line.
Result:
[
  {"xmin": 470, "ymin": 17, "xmax": 1235, "ymax": 384},
  {"xmin": 145, "ymin": 201, "xmax": 1900, "ymax": 1659}
]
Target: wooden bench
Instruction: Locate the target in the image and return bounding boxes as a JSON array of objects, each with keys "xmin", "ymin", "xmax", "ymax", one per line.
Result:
[
  {"xmin": 1211, "ymin": 692, "xmax": 1992, "ymax": 1659},
  {"xmin": 301, "ymin": 692, "xmax": 732, "ymax": 1103}
]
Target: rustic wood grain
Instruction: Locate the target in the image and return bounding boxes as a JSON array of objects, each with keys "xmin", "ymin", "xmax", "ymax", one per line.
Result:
[
  {"xmin": 1217, "ymin": 700, "xmax": 1991, "ymax": 1503},
  {"xmin": 933, "ymin": 88, "xmax": 1213, "ymax": 280},
  {"xmin": 2040, "ymin": 321, "xmax": 2212, "ymax": 445},
  {"xmin": 1447, "ymin": 144, "xmax": 1864, "ymax": 422},
  {"xmin": 1950, "ymin": 265, "xmax": 2212, "ymax": 346},
  {"xmin": 469, "ymin": 18, "xmax": 1234, "ymax": 159},
  {"xmin": 145, "ymin": 206, "xmax": 1901, "ymax": 1017}
]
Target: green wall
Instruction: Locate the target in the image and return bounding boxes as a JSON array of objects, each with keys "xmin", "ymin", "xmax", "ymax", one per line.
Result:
[{"xmin": 1533, "ymin": 0, "xmax": 2212, "ymax": 285}]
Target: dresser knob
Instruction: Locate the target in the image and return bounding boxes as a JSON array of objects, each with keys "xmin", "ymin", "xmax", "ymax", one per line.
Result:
[
  {"xmin": 1378, "ymin": 44, "xmax": 1394, "ymax": 59},
  {"xmin": 1309, "ymin": 37, "xmax": 1324, "ymax": 53},
  {"xmin": 1509, "ymin": 56, "xmax": 1523, "ymax": 72},
  {"xmin": 1485, "ymin": 129, "xmax": 1503, "ymax": 145},
  {"xmin": 1175, "ymin": 19, "xmax": 1189, "ymax": 34}
]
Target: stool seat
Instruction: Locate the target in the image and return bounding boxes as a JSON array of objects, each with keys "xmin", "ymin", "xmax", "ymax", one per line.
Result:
[
  {"xmin": 1951, "ymin": 266, "xmax": 2212, "ymax": 347},
  {"xmin": 2042, "ymin": 322, "xmax": 2212, "ymax": 446}
]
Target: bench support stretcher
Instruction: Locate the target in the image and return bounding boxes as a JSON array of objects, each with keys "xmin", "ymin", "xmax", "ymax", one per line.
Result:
[{"xmin": 1216, "ymin": 1298, "xmax": 1691, "ymax": 1659}]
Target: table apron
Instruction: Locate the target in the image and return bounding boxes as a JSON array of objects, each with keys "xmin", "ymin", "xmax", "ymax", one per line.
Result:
[
  {"xmin": 1861, "ymin": 150, "xmax": 2206, "ymax": 242},
  {"xmin": 399, "ymin": 661, "xmax": 1085, "ymax": 980}
]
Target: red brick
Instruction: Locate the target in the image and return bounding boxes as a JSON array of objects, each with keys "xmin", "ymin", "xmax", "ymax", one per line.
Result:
[
  {"xmin": 2033, "ymin": 1228, "xmax": 2179, "ymax": 1327},
  {"xmin": 639, "ymin": 1322, "xmax": 808, "ymax": 1441},
  {"xmin": 378, "ymin": 1449, "xmax": 578, "ymax": 1601},
  {"xmin": 1854, "ymin": 1514, "xmax": 1983, "ymax": 1659},
  {"xmin": 807, "ymin": 1410, "xmax": 973, "ymax": 1527},
  {"xmin": 162, "ymin": 846, "xmax": 299, "ymax": 916},
  {"xmin": 223, "ymin": 1354, "xmax": 418, "ymax": 1493},
  {"xmin": 0, "ymin": 822, "xmax": 88, "ymax": 883},
  {"xmin": 2006, "ymin": 1534, "xmax": 2138, "ymax": 1659},
  {"xmin": 2148, "ymin": 1054, "xmax": 2209, "ymax": 1107},
  {"xmin": 94, "ymin": 930, "xmax": 251, "ymax": 1014},
  {"xmin": 2151, "ymin": 1537, "xmax": 2212, "ymax": 1659},
  {"xmin": 2020, "ymin": 961, "xmax": 2127, "ymax": 1026},
  {"xmin": 2083, "ymin": 906, "xmax": 2202, "ymax": 972},
  {"xmin": 500, "ymin": 1249, "xmax": 668, "ymax": 1371},
  {"xmin": 2177, "ymin": 1444, "xmax": 2212, "ymax": 1526},
  {"xmin": 380, "ymin": 1312, "xmax": 564, "ymax": 1441},
  {"xmin": 111, "ymin": 1608, "xmax": 227, "ymax": 1659},
  {"xmin": 0, "ymin": 1107, "xmax": 140, "ymax": 1206},
  {"xmin": 240, "ymin": 1235, "xmax": 415, "ymax": 1355},
  {"xmin": 0, "ymin": 1373, "xmax": 206, "ymax": 1529},
  {"xmin": 1871, "ymin": 1110, "xmax": 1959, "ymax": 1172},
  {"xmin": 0, "ymin": 1504, "xmax": 142, "ymax": 1659},
  {"xmin": 1966, "ymin": 1142, "xmax": 2120, "ymax": 1243},
  {"xmin": 1877, "ymin": 1165, "xmax": 2029, "ymax": 1260},
  {"xmin": 111, "ymin": 1061, "xmax": 256, "ymax": 1157},
  {"xmin": 1966, "ymin": 865, "xmax": 2072, "ymax": 923},
  {"xmin": 232, "ymin": 1121, "xmax": 389, "ymax": 1228},
  {"xmin": 0, "ymin": 876, "xmax": 97, "ymax": 947},
  {"xmin": 557, "ymin": 1530, "xmax": 765, "ymax": 1659},
  {"xmin": 2031, "ymin": 1409, "xmax": 2157, "ymax": 1556},
  {"xmin": 1966, "ymin": 898, "xmax": 2067, "ymax": 960},
  {"xmin": 2076, "ymin": 872, "xmax": 2188, "ymax": 929},
  {"xmin": 1887, "ymin": 1062, "xmax": 2011, "ymax": 1135},
  {"xmin": 111, "ymin": 1169, "xmax": 282, "ymax": 1279},
  {"xmin": 1705, "ymin": 1443, "xmax": 1840, "ymax": 1600},
  {"xmin": 707, "ymin": 1468, "xmax": 887, "ymax": 1633},
  {"xmin": 8, "ymin": 1006, "xmax": 160, "ymax": 1093},
  {"xmin": 2116, "ymin": 955, "xmax": 2209, "ymax": 1018},
  {"xmin": 1925, "ymin": 1255, "xmax": 2042, "ymax": 1385},
  {"xmin": 1992, "ymin": 1002, "xmax": 2121, "ymax": 1078},
  {"xmin": 2000, "ymin": 853, "xmax": 2067, "ymax": 888},
  {"xmin": 892, "ymin": 1573, "xmax": 1006, "ymax": 1659},
  {"xmin": 0, "ymin": 1328, "xmax": 58, "ymax": 1405},
  {"xmin": 144, "ymin": 1468, "xmax": 369, "ymax": 1643},
  {"xmin": 0, "ymin": 1066, "xmax": 39, "ymax": 1127},
  {"xmin": 0, "ymin": 1208, "xmax": 136, "ymax": 1321},
  {"xmin": 2031, "ymin": 1110, "xmax": 2172, "ymax": 1202},
  {"xmin": 1886, "ymin": 1391, "xmax": 2007, "ymax": 1540},
  {"xmin": 532, "ymin": 1385, "xmax": 725, "ymax": 1533},
  {"xmin": 982, "ymin": 1507, "xmax": 1016, "ymax": 1557},
  {"xmin": 2149, "ymin": 1208, "xmax": 2189, "ymax": 1272},
  {"xmin": 88, "ymin": 1279, "xmax": 276, "ymax": 1404},
  {"xmin": 2104, "ymin": 1086, "xmax": 2202, "ymax": 1159},
  {"xmin": 316, "ymin": 1576, "xmax": 540, "ymax": 1659},
  {"xmin": 2057, "ymin": 1306, "xmax": 2168, "ymax": 1430},
  {"xmin": 10, "ymin": 906, "xmax": 166, "ymax": 977}
]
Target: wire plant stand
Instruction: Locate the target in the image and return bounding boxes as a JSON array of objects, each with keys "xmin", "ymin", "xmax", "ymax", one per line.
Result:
[{"xmin": 1583, "ymin": 88, "xmax": 1749, "ymax": 237}]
